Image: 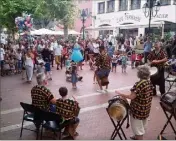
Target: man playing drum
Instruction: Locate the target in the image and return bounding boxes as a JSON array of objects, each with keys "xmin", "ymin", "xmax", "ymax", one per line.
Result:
[{"xmin": 148, "ymin": 42, "xmax": 168, "ymax": 96}]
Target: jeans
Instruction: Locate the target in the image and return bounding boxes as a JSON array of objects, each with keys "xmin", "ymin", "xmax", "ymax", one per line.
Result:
[{"xmin": 144, "ymin": 52, "xmax": 150, "ymax": 64}]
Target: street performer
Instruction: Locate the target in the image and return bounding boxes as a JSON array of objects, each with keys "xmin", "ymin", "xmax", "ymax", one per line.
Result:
[{"xmin": 148, "ymin": 41, "xmax": 168, "ymax": 96}]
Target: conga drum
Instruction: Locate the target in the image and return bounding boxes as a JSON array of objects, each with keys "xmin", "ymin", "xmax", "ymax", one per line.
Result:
[
  {"xmin": 107, "ymin": 95, "xmax": 129, "ymax": 121},
  {"xmin": 149, "ymin": 66, "xmax": 159, "ymax": 82}
]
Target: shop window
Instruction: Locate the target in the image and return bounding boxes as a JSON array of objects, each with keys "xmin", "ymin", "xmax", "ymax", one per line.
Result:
[
  {"xmin": 119, "ymin": 0, "xmax": 128, "ymax": 11},
  {"xmin": 160, "ymin": 0, "xmax": 171, "ymax": 5},
  {"xmin": 98, "ymin": 2, "xmax": 105, "ymax": 14},
  {"xmin": 107, "ymin": 0, "xmax": 115, "ymax": 13},
  {"xmin": 131, "ymin": 0, "xmax": 141, "ymax": 10}
]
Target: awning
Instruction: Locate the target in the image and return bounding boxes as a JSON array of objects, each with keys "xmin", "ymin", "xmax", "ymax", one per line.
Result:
[{"xmin": 85, "ymin": 21, "xmax": 162, "ymax": 31}]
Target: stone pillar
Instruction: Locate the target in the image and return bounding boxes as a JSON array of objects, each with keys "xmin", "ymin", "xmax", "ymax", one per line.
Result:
[
  {"xmin": 128, "ymin": 0, "xmax": 131, "ymax": 10},
  {"xmin": 115, "ymin": 0, "xmax": 120, "ymax": 11},
  {"xmin": 138, "ymin": 27, "xmax": 145, "ymax": 37}
]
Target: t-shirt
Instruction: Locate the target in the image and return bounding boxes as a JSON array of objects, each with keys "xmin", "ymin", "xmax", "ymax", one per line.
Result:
[
  {"xmin": 0, "ymin": 48, "xmax": 5, "ymax": 61},
  {"xmin": 16, "ymin": 53, "xmax": 22, "ymax": 60},
  {"xmin": 54, "ymin": 44, "xmax": 63, "ymax": 56},
  {"xmin": 112, "ymin": 55, "xmax": 117, "ymax": 63},
  {"xmin": 93, "ymin": 43, "xmax": 99, "ymax": 54},
  {"xmin": 121, "ymin": 56, "xmax": 128, "ymax": 65}
]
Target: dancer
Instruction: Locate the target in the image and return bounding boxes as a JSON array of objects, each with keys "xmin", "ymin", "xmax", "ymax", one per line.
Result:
[
  {"xmin": 95, "ymin": 46, "xmax": 111, "ymax": 93},
  {"xmin": 71, "ymin": 43, "xmax": 83, "ymax": 64}
]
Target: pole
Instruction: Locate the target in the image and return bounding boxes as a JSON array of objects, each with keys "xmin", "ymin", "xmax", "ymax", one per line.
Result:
[
  {"xmin": 148, "ymin": 0, "xmax": 152, "ymax": 37},
  {"xmin": 82, "ymin": 18, "xmax": 85, "ymax": 40}
]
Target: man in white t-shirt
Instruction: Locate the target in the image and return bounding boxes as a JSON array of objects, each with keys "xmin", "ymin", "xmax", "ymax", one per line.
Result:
[
  {"xmin": 53, "ymin": 40, "xmax": 63, "ymax": 70},
  {"xmin": 93, "ymin": 41, "xmax": 99, "ymax": 56},
  {"xmin": 0, "ymin": 45, "xmax": 5, "ymax": 75}
]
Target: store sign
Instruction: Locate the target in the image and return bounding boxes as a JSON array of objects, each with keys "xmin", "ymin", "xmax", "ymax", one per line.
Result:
[
  {"xmin": 99, "ymin": 19, "xmax": 111, "ymax": 24},
  {"xmin": 155, "ymin": 14, "xmax": 168, "ymax": 19},
  {"xmin": 116, "ymin": 14, "xmax": 141, "ymax": 23}
]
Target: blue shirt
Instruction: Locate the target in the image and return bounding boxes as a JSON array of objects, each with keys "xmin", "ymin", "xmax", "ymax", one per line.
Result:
[
  {"xmin": 144, "ymin": 42, "xmax": 152, "ymax": 53},
  {"xmin": 107, "ymin": 46, "xmax": 115, "ymax": 57}
]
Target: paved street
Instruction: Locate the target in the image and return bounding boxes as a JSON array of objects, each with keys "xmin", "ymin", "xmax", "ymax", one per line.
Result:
[{"xmin": 0, "ymin": 64, "xmax": 175, "ymax": 140}]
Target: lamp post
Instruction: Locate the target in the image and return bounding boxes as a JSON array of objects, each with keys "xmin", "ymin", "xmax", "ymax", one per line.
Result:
[
  {"xmin": 142, "ymin": 0, "xmax": 161, "ymax": 36},
  {"xmin": 80, "ymin": 9, "xmax": 88, "ymax": 40}
]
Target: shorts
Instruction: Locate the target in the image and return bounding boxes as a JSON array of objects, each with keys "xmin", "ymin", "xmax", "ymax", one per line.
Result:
[
  {"xmin": 55, "ymin": 55, "xmax": 61, "ymax": 64},
  {"xmin": 130, "ymin": 116, "xmax": 147, "ymax": 136},
  {"xmin": 96, "ymin": 69, "xmax": 110, "ymax": 78},
  {"xmin": 122, "ymin": 64, "xmax": 127, "ymax": 69},
  {"xmin": 112, "ymin": 63, "xmax": 117, "ymax": 67}
]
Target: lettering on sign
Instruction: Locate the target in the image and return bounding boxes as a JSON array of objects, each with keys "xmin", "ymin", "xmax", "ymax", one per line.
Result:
[
  {"xmin": 116, "ymin": 14, "xmax": 141, "ymax": 23},
  {"xmin": 155, "ymin": 14, "xmax": 168, "ymax": 19},
  {"xmin": 99, "ymin": 19, "xmax": 111, "ymax": 24}
]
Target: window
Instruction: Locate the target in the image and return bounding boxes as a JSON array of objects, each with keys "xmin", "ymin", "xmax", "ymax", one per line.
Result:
[
  {"xmin": 119, "ymin": 0, "xmax": 128, "ymax": 11},
  {"xmin": 107, "ymin": 0, "xmax": 115, "ymax": 13},
  {"xmin": 98, "ymin": 2, "xmax": 105, "ymax": 14},
  {"xmin": 160, "ymin": 0, "xmax": 171, "ymax": 5},
  {"xmin": 174, "ymin": 0, "xmax": 176, "ymax": 4},
  {"xmin": 131, "ymin": 0, "xmax": 141, "ymax": 10}
]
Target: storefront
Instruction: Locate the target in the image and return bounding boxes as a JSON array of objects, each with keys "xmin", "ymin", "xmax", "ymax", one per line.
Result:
[{"xmin": 86, "ymin": 5, "xmax": 176, "ymax": 38}]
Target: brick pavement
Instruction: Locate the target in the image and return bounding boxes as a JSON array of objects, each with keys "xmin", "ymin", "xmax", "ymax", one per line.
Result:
[{"xmin": 0, "ymin": 64, "xmax": 175, "ymax": 140}]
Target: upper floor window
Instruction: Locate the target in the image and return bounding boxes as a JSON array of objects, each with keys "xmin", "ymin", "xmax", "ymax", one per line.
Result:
[
  {"xmin": 131, "ymin": 0, "xmax": 141, "ymax": 10},
  {"xmin": 107, "ymin": 0, "xmax": 115, "ymax": 13},
  {"xmin": 174, "ymin": 0, "xmax": 176, "ymax": 4},
  {"xmin": 98, "ymin": 2, "xmax": 105, "ymax": 14},
  {"xmin": 160, "ymin": 0, "xmax": 171, "ymax": 5},
  {"xmin": 119, "ymin": 0, "xmax": 128, "ymax": 11}
]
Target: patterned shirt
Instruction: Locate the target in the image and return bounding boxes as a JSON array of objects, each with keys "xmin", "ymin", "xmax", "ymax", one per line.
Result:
[
  {"xmin": 55, "ymin": 99, "xmax": 80, "ymax": 120},
  {"xmin": 95, "ymin": 53, "xmax": 111, "ymax": 70},
  {"xmin": 130, "ymin": 79, "xmax": 154, "ymax": 120},
  {"xmin": 31, "ymin": 85, "xmax": 54, "ymax": 111},
  {"xmin": 148, "ymin": 49, "xmax": 167, "ymax": 69}
]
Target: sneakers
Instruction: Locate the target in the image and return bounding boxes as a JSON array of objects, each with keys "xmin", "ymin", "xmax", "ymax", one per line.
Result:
[
  {"xmin": 96, "ymin": 89, "xmax": 108, "ymax": 93},
  {"xmin": 97, "ymin": 90, "xmax": 105, "ymax": 93}
]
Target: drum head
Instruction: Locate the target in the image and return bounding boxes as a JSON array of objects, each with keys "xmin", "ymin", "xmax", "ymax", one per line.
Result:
[
  {"xmin": 150, "ymin": 67, "xmax": 158, "ymax": 76},
  {"xmin": 108, "ymin": 103, "xmax": 127, "ymax": 121}
]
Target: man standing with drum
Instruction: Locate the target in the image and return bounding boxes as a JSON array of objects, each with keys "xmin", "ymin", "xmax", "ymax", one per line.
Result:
[{"xmin": 148, "ymin": 42, "xmax": 168, "ymax": 96}]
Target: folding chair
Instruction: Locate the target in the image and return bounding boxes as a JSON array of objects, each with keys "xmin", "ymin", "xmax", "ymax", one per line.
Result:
[
  {"xmin": 159, "ymin": 92, "xmax": 176, "ymax": 140},
  {"xmin": 40, "ymin": 110, "xmax": 71, "ymax": 140},
  {"xmin": 106, "ymin": 108, "xmax": 129, "ymax": 140},
  {"xmin": 19, "ymin": 102, "xmax": 43, "ymax": 140},
  {"xmin": 165, "ymin": 65, "xmax": 176, "ymax": 92}
]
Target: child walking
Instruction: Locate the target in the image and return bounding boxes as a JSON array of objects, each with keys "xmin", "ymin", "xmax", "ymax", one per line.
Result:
[
  {"xmin": 111, "ymin": 53, "xmax": 118, "ymax": 72},
  {"xmin": 71, "ymin": 63, "xmax": 78, "ymax": 89},
  {"xmin": 121, "ymin": 52, "xmax": 128, "ymax": 73},
  {"xmin": 45, "ymin": 58, "xmax": 52, "ymax": 80}
]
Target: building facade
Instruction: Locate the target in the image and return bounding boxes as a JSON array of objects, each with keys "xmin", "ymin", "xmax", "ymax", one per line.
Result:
[
  {"xmin": 88, "ymin": 0, "xmax": 176, "ymax": 38},
  {"xmin": 74, "ymin": 0, "xmax": 92, "ymax": 35}
]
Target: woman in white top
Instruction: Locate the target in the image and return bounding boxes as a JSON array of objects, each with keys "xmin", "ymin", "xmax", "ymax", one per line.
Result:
[{"xmin": 25, "ymin": 50, "xmax": 34, "ymax": 83}]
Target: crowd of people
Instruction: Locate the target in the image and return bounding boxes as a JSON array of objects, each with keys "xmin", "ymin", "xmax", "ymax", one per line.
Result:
[{"xmin": 1, "ymin": 33, "xmax": 176, "ymax": 139}]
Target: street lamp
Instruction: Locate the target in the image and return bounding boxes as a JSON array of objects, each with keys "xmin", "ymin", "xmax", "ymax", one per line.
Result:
[
  {"xmin": 80, "ymin": 9, "xmax": 88, "ymax": 40},
  {"xmin": 142, "ymin": 0, "xmax": 161, "ymax": 36}
]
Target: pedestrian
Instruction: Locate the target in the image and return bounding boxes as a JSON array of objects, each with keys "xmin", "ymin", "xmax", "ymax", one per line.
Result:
[
  {"xmin": 121, "ymin": 52, "xmax": 128, "ymax": 73},
  {"xmin": 71, "ymin": 63, "xmax": 78, "ymax": 89},
  {"xmin": 45, "ymin": 58, "xmax": 52, "ymax": 80},
  {"xmin": 111, "ymin": 52, "xmax": 118, "ymax": 73},
  {"xmin": 131, "ymin": 50, "xmax": 136, "ymax": 69}
]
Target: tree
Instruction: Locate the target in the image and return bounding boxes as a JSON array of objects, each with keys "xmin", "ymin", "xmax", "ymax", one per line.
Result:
[
  {"xmin": 0, "ymin": 0, "xmax": 45, "ymax": 33},
  {"xmin": 44, "ymin": 0, "xmax": 78, "ymax": 39}
]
